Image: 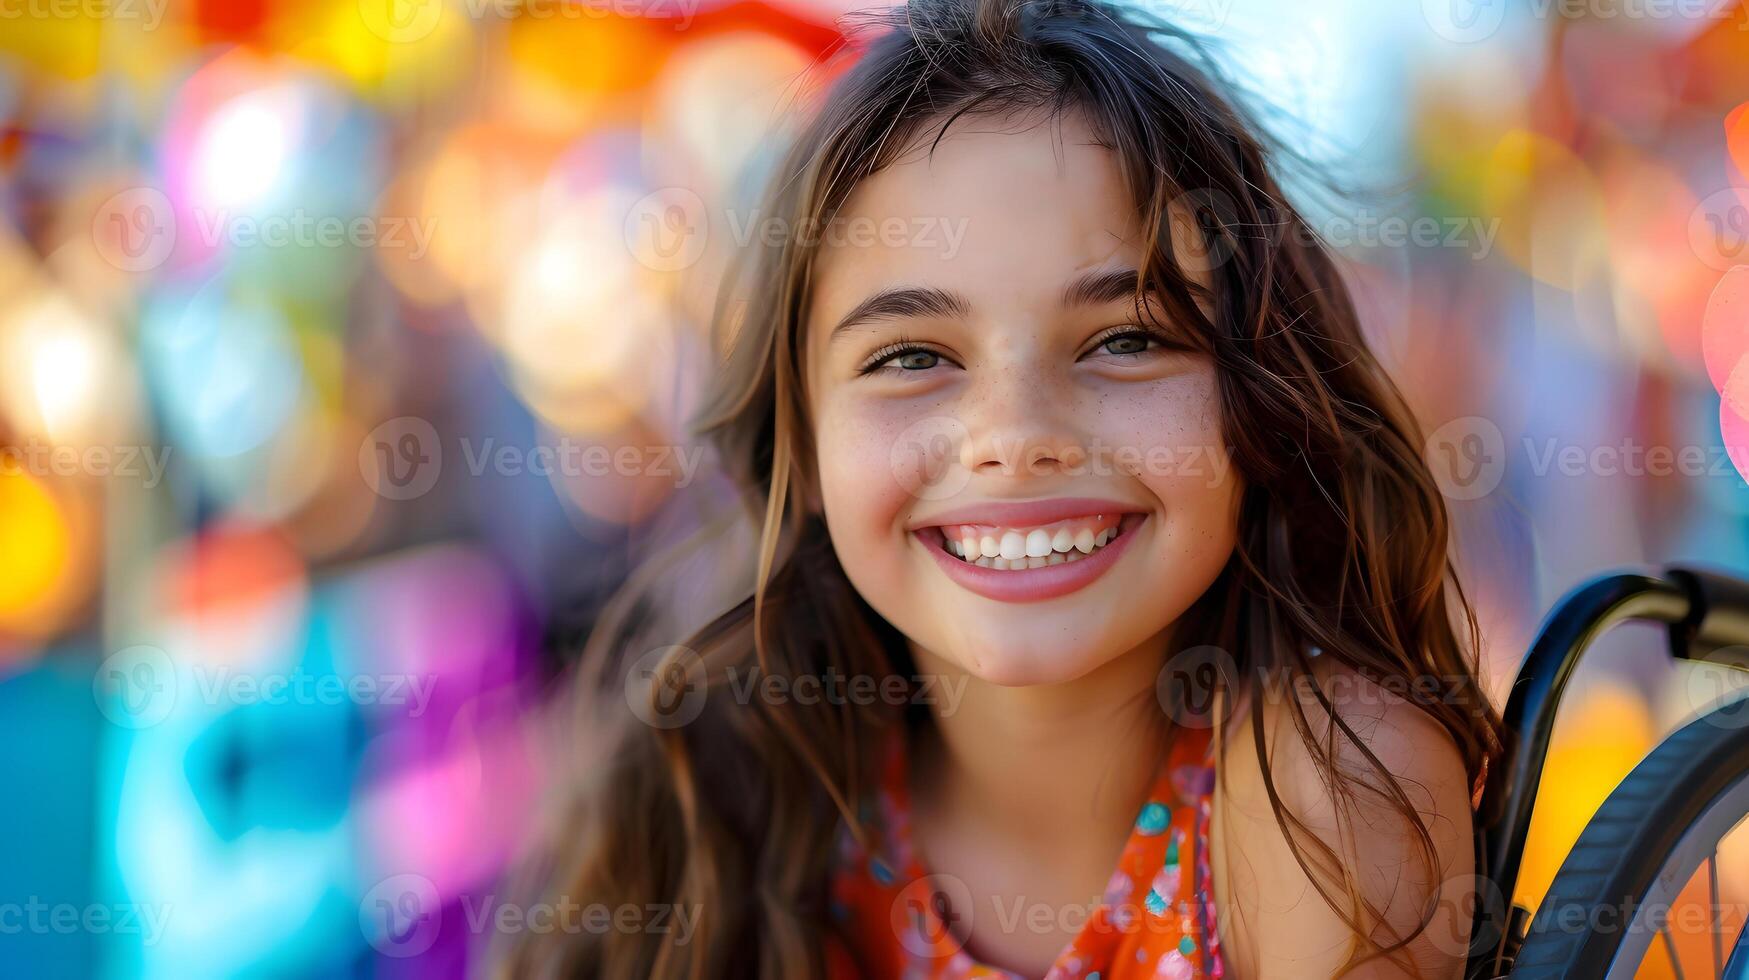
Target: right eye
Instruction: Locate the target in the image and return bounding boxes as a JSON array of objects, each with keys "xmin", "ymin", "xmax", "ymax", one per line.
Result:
[{"xmin": 858, "ymin": 343, "xmax": 952, "ymax": 375}]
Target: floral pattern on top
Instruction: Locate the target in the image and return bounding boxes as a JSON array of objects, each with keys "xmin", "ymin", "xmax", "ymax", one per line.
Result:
[{"xmin": 825, "ymin": 724, "xmax": 1225, "ymax": 980}]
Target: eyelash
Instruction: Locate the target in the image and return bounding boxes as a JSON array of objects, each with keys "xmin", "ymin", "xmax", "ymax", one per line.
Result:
[
  {"xmin": 1086, "ymin": 324, "xmax": 1179, "ymax": 358},
  {"xmin": 855, "ymin": 325, "xmax": 1180, "ymax": 376},
  {"xmin": 856, "ymin": 334, "xmax": 940, "ymax": 376}
]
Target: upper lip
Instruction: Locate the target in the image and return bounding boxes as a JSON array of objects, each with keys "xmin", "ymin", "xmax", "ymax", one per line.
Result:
[{"xmin": 908, "ymin": 496, "xmax": 1147, "ymax": 529}]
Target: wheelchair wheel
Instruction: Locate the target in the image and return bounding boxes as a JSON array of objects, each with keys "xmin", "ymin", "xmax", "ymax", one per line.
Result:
[{"xmin": 1510, "ymin": 695, "xmax": 1749, "ymax": 978}]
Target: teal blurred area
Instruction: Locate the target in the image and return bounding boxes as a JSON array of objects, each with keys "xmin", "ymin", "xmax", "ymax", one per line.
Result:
[{"xmin": 1, "ymin": 654, "xmax": 101, "ymax": 979}]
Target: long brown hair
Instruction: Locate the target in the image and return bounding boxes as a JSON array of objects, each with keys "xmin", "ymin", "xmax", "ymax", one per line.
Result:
[{"xmin": 499, "ymin": 0, "xmax": 1507, "ymax": 975}]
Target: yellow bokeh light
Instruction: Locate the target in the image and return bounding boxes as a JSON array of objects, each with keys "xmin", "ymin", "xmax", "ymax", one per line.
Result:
[
  {"xmin": 1482, "ymin": 129, "xmax": 1611, "ymax": 293},
  {"xmin": 276, "ymin": 0, "xmax": 474, "ymax": 99},
  {"xmin": 0, "ymin": 469, "xmax": 71, "ymax": 623},
  {"xmin": 0, "ymin": 5, "xmax": 103, "ymax": 79},
  {"xmin": 1514, "ymin": 681, "xmax": 1656, "ymax": 913}
]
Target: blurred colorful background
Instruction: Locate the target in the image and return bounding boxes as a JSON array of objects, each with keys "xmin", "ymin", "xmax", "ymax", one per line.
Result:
[{"xmin": 1, "ymin": 0, "xmax": 1748, "ymax": 976}]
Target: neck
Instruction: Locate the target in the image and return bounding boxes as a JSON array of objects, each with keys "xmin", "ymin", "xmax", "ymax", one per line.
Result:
[{"xmin": 907, "ymin": 635, "xmax": 1172, "ymax": 849}]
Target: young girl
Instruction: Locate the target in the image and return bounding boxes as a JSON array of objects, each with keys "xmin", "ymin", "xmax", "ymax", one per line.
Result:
[{"xmin": 505, "ymin": 0, "xmax": 1506, "ymax": 976}]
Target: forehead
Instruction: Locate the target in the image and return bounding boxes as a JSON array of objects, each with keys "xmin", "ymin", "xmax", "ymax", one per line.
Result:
[{"xmin": 806, "ymin": 111, "xmax": 1145, "ymax": 330}]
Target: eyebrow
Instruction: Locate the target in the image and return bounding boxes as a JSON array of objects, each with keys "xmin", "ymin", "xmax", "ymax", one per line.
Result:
[
  {"xmin": 828, "ymin": 268, "xmax": 1147, "ymax": 340},
  {"xmin": 829, "ymin": 286, "xmax": 970, "ymax": 340}
]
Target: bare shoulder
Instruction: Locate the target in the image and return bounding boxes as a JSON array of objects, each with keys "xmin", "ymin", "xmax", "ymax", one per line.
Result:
[{"xmin": 1210, "ymin": 658, "xmax": 1476, "ymax": 979}]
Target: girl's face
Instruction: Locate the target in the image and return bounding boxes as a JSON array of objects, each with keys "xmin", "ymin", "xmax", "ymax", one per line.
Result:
[{"xmin": 803, "ymin": 112, "xmax": 1242, "ymax": 687}]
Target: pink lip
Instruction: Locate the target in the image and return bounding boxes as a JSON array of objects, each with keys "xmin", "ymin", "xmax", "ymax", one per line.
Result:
[
  {"xmin": 910, "ymin": 497, "xmax": 1145, "ymax": 530},
  {"xmin": 915, "ymin": 513, "xmax": 1146, "ymax": 603}
]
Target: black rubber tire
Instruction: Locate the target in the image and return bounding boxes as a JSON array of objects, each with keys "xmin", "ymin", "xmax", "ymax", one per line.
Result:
[{"xmin": 1510, "ymin": 695, "xmax": 1749, "ymax": 978}]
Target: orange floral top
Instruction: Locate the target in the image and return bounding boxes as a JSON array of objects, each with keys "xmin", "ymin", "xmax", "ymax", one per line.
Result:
[{"xmin": 826, "ymin": 723, "xmax": 1225, "ymax": 980}]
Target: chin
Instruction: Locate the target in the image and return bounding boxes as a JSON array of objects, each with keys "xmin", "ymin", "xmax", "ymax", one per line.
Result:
[{"xmin": 937, "ymin": 637, "xmax": 1113, "ymax": 688}]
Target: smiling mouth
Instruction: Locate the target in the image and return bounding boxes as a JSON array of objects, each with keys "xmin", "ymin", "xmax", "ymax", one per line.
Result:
[{"xmin": 919, "ymin": 513, "xmax": 1142, "ymax": 570}]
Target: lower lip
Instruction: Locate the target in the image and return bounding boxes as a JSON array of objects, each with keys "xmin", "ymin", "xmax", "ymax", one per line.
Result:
[{"xmin": 916, "ymin": 515, "xmax": 1145, "ymax": 604}]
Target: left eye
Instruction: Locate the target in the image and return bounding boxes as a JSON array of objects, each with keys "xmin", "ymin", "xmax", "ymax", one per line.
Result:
[{"xmin": 1094, "ymin": 330, "xmax": 1160, "ymax": 357}]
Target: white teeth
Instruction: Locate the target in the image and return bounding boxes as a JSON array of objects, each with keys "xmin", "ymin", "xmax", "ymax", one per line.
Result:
[{"xmin": 938, "ymin": 521, "xmax": 1126, "ymax": 567}]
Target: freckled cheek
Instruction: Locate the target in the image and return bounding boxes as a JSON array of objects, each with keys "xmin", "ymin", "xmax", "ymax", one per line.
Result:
[{"xmin": 1091, "ymin": 374, "xmax": 1237, "ymax": 507}]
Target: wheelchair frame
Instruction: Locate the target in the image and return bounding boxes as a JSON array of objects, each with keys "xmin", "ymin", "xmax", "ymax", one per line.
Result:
[{"xmin": 1468, "ymin": 564, "xmax": 1749, "ymax": 977}]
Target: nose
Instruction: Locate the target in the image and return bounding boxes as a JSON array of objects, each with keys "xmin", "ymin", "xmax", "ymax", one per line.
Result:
[{"xmin": 957, "ymin": 360, "xmax": 1086, "ymax": 478}]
